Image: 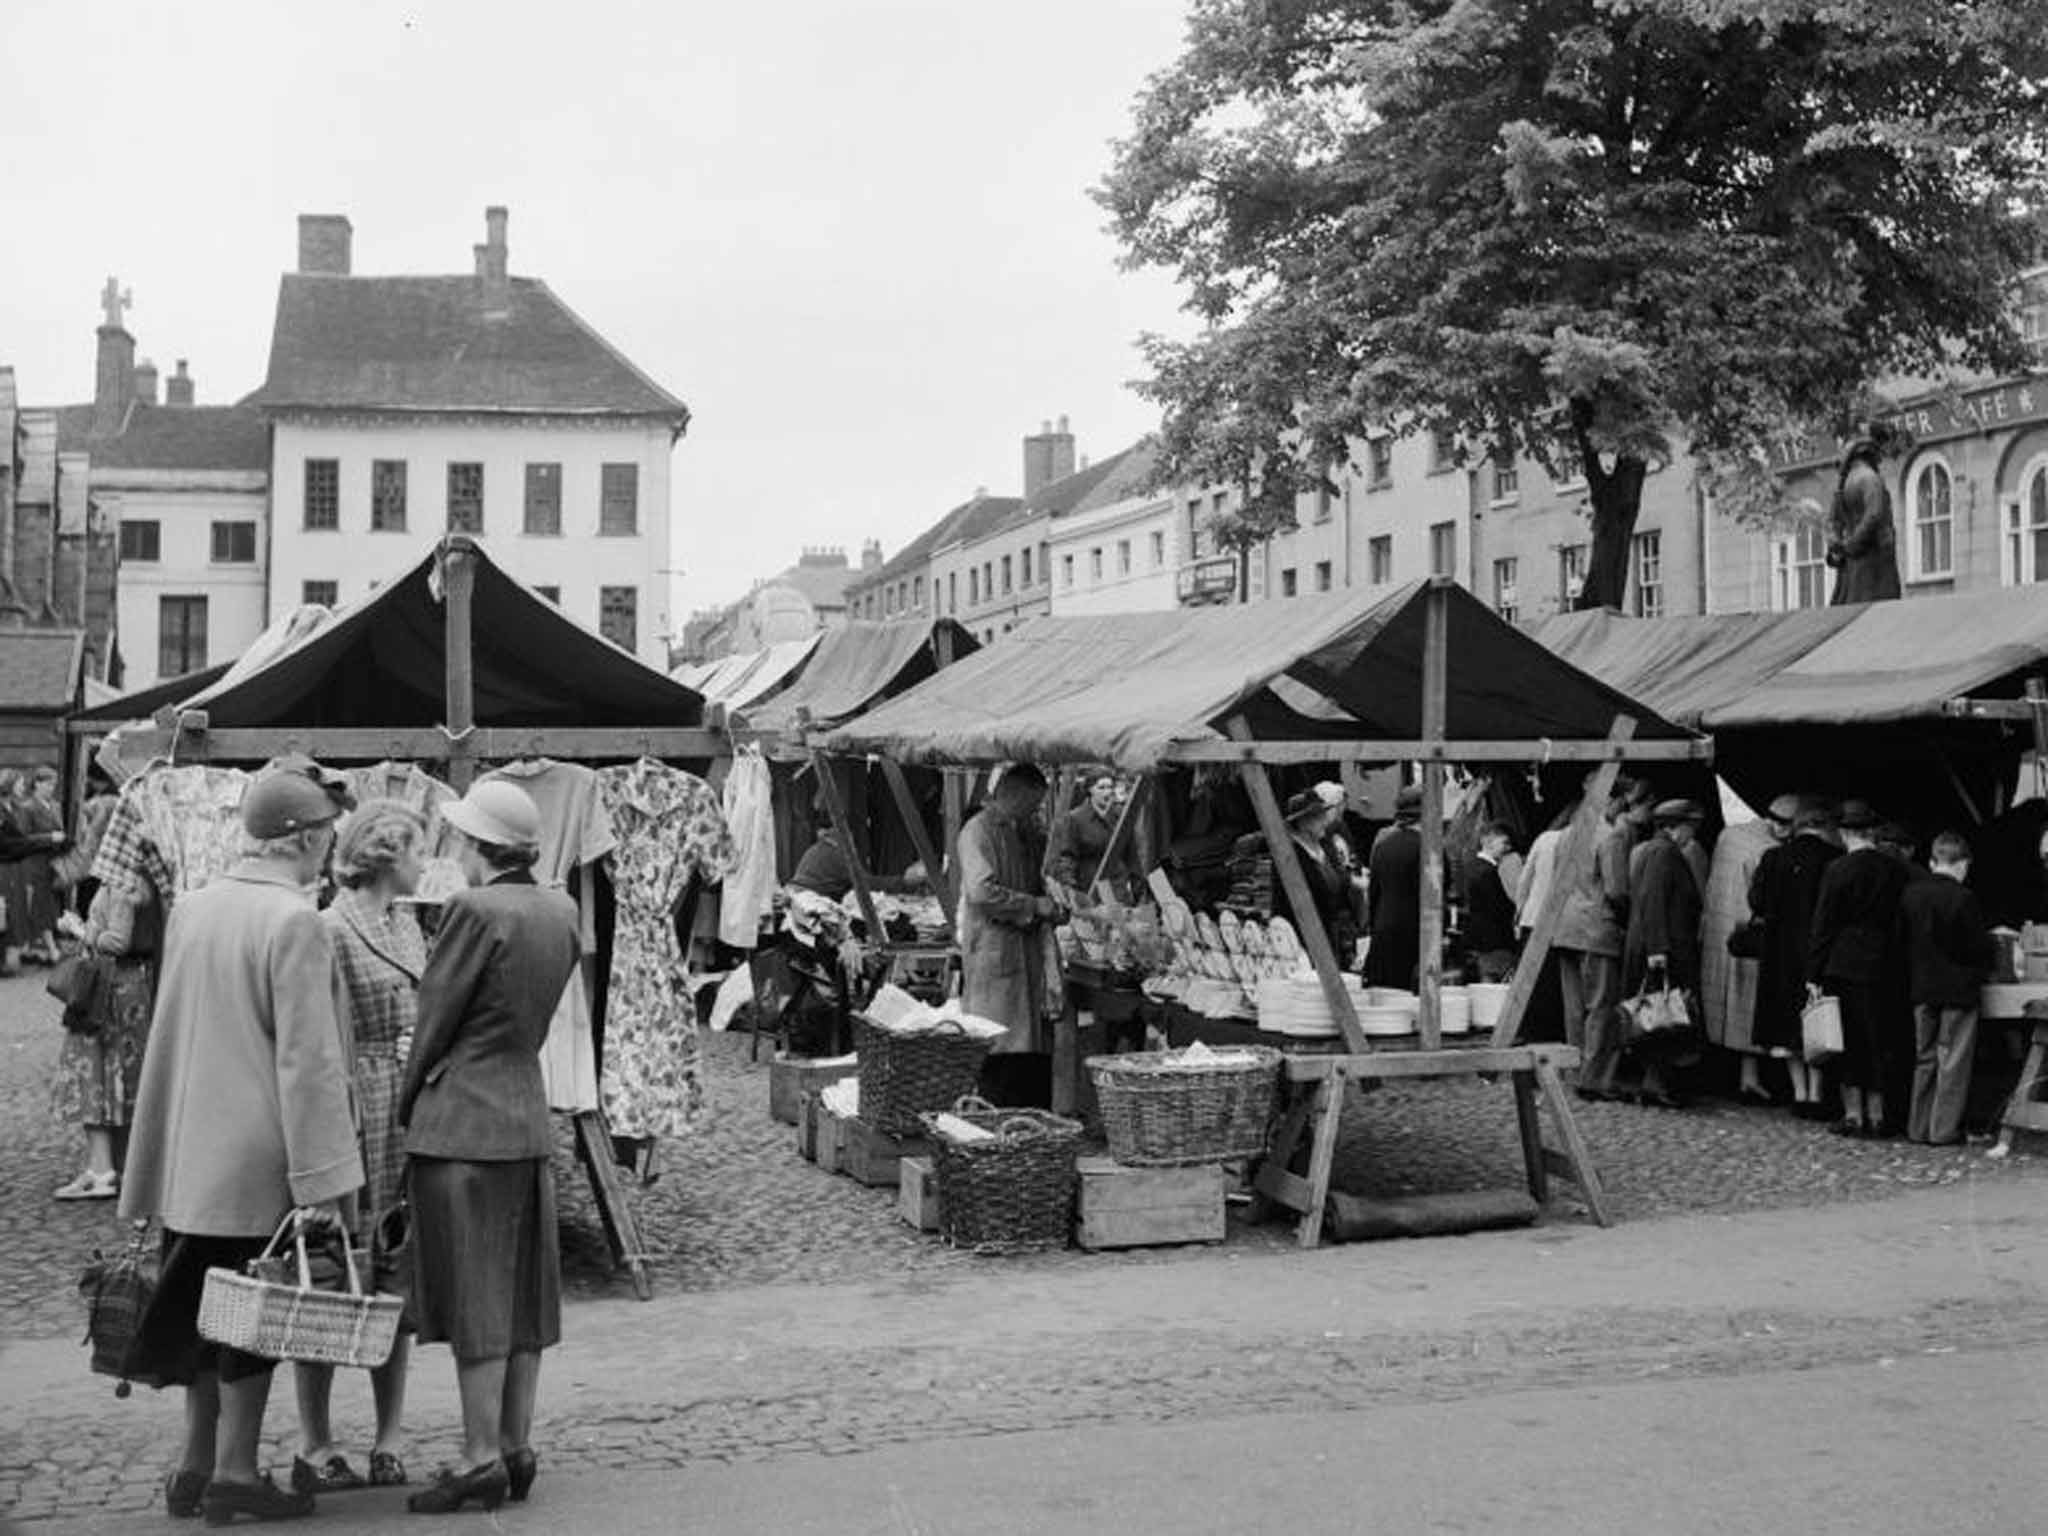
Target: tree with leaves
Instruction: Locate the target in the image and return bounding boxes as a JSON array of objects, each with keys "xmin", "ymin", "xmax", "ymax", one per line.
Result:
[{"xmin": 1101, "ymin": 0, "xmax": 2048, "ymax": 609}]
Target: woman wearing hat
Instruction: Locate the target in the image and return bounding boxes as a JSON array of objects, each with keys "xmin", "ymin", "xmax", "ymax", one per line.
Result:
[
  {"xmin": 1274, "ymin": 789, "xmax": 1357, "ymax": 962},
  {"xmin": 1620, "ymin": 799, "xmax": 1708, "ymax": 1108},
  {"xmin": 1807, "ymin": 800, "xmax": 1911, "ymax": 1136},
  {"xmin": 399, "ymin": 781, "xmax": 580, "ymax": 1514},
  {"xmin": 1749, "ymin": 798, "xmax": 1843, "ymax": 1118}
]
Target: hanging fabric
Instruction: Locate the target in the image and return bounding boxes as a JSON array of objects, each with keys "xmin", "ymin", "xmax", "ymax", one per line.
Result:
[
  {"xmin": 482, "ymin": 759, "xmax": 618, "ymax": 1112},
  {"xmin": 717, "ymin": 746, "xmax": 776, "ymax": 949},
  {"xmin": 597, "ymin": 759, "xmax": 737, "ymax": 1141},
  {"xmin": 92, "ymin": 766, "xmax": 250, "ymax": 904},
  {"xmin": 343, "ymin": 761, "xmax": 467, "ymax": 899}
]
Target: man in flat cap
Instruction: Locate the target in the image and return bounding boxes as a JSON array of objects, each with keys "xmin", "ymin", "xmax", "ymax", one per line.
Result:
[
  {"xmin": 1620, "ymin": 798, "xmax": 1708, "ymax": 1107},
  {"xmin": 121, "ymin": 764, "xmax": 362, "ymax": 1523}
]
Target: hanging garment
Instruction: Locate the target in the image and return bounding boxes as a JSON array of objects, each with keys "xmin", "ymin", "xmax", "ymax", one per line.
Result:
[
  {"xmin": 717, "ymin": 747, "xmax": 776, "ymax": 948},
  {"xmin": 482, "ymin": 760, "xmax": 617, "ymax": 1111},
  {"xmin": 597, "ymin": 760, "xmax": 736, "ymax": 1140},
  {"xmin": 95, "ymin": 767, "xmax": 251, "ymax": 902},
  {"xmin": 344, "ymin": 761, "xmax": 466, "ymax": 900}
]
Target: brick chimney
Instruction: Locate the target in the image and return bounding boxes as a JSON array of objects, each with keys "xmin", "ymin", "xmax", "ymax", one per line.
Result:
[
  {"xmin": 475, "ymin": 205, "xmax": 510, "ymax": 314},
  {"xmin": 860, "ymin": 539, "xmax": 884, "ymax": 573},
  {"xmin": 134, "ymin": 358, "xmax": 159, "ymax": 406},
  {"xmin": 165, "ymin": 359, "xmax": 195, "ymax": 408},
  {"xmin": 1023, "ymin": 415, "xmax": 1077, "ymax": 500},
  {"xmin": 94, "ymin": 276, "xmax": 136, "ymax": 438},
  {"xmin": 297, "ymin": 214, "xmax": 353, "ymax": 275}
]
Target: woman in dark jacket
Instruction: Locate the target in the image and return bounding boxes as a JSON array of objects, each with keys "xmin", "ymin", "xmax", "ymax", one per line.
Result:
[
  {"xmin": 398, "ymin": 781, "xmax": 580, "ymax": 1514},
  {"xmin": 1749, "ymin": 800, "xmax": 1842, "ymax": 1118},
  {"xmin": 1273, "ymin": 790, "xmax": 1357, "ymax": 963}
]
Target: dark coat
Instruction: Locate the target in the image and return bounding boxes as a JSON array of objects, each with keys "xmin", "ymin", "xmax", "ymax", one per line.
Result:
[
  {"xmin": 1622, "ymin": 835, "xmax": 1703, "ymax": 994},
  {"xmin": 1898, "ymin": 874, "xmax": 1998, "ymax": 1008},
  {"xmin": 1827, "ymin": 457, "xmax": 1902, "ymax": 604},
  {"xmin": 1364, "ymin": 822, "xmax": 1422, "ymax": 988},
  {"xmin": 1047, "ymin": 802, "xmax": 1133, "ymax": 892},
  {"xmin": 400, "ymin": 871, "xmax": 581, "ymax": 1162},
  {"xmin": 1462, "ymin": 854, "xmax": 1519, "ymax": 957},
  {"xmin": 1273, "ymin": 832, "xmax": 1356, "ymax": 959},
  {"xmin": 1748, "ymin": 833, "xmax": 1842, "ymax": 1052},
  {"xmin": 1808, "ymin": 846, "xmax": 1909, "ymax": 986}
]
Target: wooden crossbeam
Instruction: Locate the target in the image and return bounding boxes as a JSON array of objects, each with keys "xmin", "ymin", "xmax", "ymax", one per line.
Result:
[
  {"xmin": 1159, "ymin": 738, "xmax": 1709, "ymax": 765},
  {"xmin": 1089, "ymin": 775, "xmax": 1151, "ymax": 893},
  {"xmin": 76, "ymin": 724, "xmax": 729, "ymax": 761},
  {"xmin": 810, "ymin": 749, "xmax": 885, "ymax": 948},
  {"xmin": 878, "ymin": 756, "xmax": 958, "ymax": 931}
]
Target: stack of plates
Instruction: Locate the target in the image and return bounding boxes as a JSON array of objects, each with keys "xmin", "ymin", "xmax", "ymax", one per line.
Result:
[{"xmin": 1255, "ymin": 973, "xmax": 1367, "ymax": 1038}]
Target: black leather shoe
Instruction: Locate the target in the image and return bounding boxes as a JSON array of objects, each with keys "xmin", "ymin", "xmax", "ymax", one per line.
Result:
[
  {"xmin": 290, "ymin": 1455, "xmax": 365, "ymax": 1495},
  {"xmin": 504, "ymin": 1447, "xmax": 537, "ymax": 1503},
  {"xmin": 406, "ymin": 1460, "xmax": 508, "ymax": 1515},
  {"xmin": 201, "ymin": 1474, "xmax": 314, "ymax": 1525},
  {"xmin": 166, "ymin": 1469, "xmax": 209, "ymax": 1519}
]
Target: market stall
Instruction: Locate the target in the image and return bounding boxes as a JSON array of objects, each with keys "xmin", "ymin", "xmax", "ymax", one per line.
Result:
[
  {"xmin": 67, "ymin": 535, "xmax": 727, "ymax": 1298},
  {"xmin": 819, "ymin": 577, "xmax": 1709, "ymax": 1246}
]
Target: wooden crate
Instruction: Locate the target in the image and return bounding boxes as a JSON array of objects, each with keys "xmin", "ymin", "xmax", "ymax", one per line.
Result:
[
  {"xmin": 770, "ymin": 1053, "xmax": 859, "ymax": 1126},
  {"xmin": 814, "ymin": 1099, "xmax": 851, "ymax": 1176},
  {"xmin": 841, "ymin": 1116, "xmax": 930, "ymax": 1189},
  {"xmin": 1076, "ymin": 1156, "xmax": 1226, "ymax": 1251},
  {"xmin": 897, "ymin": 1156, "xmax": 942, "ymax": 1231}
]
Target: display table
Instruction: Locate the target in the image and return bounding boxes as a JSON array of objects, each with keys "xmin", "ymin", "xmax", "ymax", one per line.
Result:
[{"xmin": 1988, "ymin": 981, "xmax": 2048, "ymax": 1155}]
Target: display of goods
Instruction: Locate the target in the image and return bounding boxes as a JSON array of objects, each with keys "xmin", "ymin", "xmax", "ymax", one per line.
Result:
[
  {"xmin": 1358, "ymin": 987, "xmax": 1419, "ymax": 1037},
  {"xmin": 853, "ymin": 1014, "xmax": 995, "ymax": 1137},
  {"xmin": 197, "ymin": 1219, "xmax": 400, "ymax": 1370},
  {"xmin": 919, "ymin": 1097, "xmax": 1083, "ymax": 1255},
  {"xmin": 1439, "ymin": 986, "xmax": 1472, "ymax": 1036},
  {"xmin": 1088, "ymin": 1045, "xmax": 1282, "ymax": 1166},
  {"xmin": 1468, "ymin": 982, "xmax": 1510, "ymax": 1033}
]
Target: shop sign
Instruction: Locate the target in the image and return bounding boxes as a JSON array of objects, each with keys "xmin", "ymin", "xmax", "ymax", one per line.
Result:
[
  {"xmin": 1176, "ymin": 556, "xmax": 1238, "ymax": 604},
  {"xmin": 1768, "ymin": 378, "xmax": 2048, "ymax": 473}
]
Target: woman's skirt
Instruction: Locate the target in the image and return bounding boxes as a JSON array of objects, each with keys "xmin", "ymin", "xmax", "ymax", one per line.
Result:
[
  {"xmin": 0, "ymin": 859, "xmax": 29, "ymax": 947},
  {"xmin": 50, "ymin": 960, "xmax": 153, "ymax": 1128},
  {"xmin": 354, "ymin": 1054, "xmax": 405, "ymax": 1219},
  {"xmin": 407, "ymin": 1157, "xmax": 560, "ymax": 1360},
  {"xmin": 129, "ymin": 1230, "xmax": 277, "ymax": 1386}
]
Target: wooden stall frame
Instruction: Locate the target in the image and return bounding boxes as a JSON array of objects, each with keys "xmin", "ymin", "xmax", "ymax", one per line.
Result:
[{"xmin": 807, "ymin": 579, "xmax": 1709, "ymax": 1247}]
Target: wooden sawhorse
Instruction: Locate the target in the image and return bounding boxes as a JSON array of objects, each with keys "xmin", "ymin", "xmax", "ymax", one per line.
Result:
[
  {"xmin": 1254, "ymin": 1042, "xmax": 1613, "ymax": 1247},
  {"xmin": 1990, "ymin": 995, "xmax": 2048, "ymax": 1157}
]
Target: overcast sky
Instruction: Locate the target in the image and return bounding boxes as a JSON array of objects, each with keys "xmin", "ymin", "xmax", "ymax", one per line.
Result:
[{"xmin": 0, "ymin": 0, "xmax": 1193, "ymax": 639}]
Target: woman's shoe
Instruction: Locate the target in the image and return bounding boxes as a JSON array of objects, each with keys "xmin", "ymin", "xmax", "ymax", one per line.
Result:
[
  {"xmin": 166, "ymin": 1468, "xmax": 209, "ymax": 1519},
  {"xmin": 405, "ymin": 1460, "xmax": 507, "ymax": 1515},
  {"xmin": 368, "ymin": 1451, "xmax": 409, "ymax": 1487},
  {"xmin": 504, "ymin": 1447, "xmax": 537, "ymax": 1503},
  {"xmin": 1829, "ymin": 1118, "xmax": 1867, "ymax": 1138},
  {"xmin": 200, "ymin": 1473, "xmax": 313, "ymax": 1525},
  {"xmin": 290, "ymin": 1454, "xmax": 364, "ymax": 1494},
  {"xmin": 54, "ymin": 1169, "xmax": 118, "ymax": 1201}
]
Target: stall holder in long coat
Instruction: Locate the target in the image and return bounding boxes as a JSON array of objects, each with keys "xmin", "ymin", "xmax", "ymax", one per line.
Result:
[{"xmin": 958, "ymin": 803, "xmax": 1054, "ymax": 1054}]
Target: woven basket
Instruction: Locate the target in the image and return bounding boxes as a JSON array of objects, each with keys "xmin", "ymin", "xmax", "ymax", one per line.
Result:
[
  {"xmin": 919, "ymin": 1097, "xmax": 1083, "ymax": 1255},
  {"xmin": 197, "ymin": 1217, "xmax": 401, "ymax": 1370},
  {"xmin": 1087, "ymin": 1046, "xmax": 1282, "ymax": 1167},
  {"xmin": 854, "ymin": 1014, "xmax": 995, "ymax": 1137}
]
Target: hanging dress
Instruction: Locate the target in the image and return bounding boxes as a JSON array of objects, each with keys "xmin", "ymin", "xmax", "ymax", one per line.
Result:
[{"xmin": 597, "ymin": 760, "xmax": 736, "ymax": 1141}]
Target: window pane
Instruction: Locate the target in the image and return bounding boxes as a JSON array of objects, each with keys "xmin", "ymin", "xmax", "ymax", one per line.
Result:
[
  {"xmin": 304, "ymin": 459, "xmax": 339, "ymax": 530},
  {"xmin": 372, "ymin": 460, "xmax": 408, "ymax": 531},
  {"xmin": 158, "ymin": 595, "xmax": 208, "ymax": 677},
  {"xmin": 447, "ymin": 462, "xmax": 484, "ymax": 533},
  {"xmin": 524, "ymin": 463, "xmax": 562, "ymax": 536},
  {"xmin": 119, "ymin": 520, "xmax": 161, "ymax": 561},
  {"xmin": 600, "ymin": 463, "xmax": 638, "ymax": 536},
  {"xmin": 302, "ymin": 580, "xmax": 338, "ymax": 607},
  {"xmin": 599, "ymin": 586, "xmax": 638, "ymax": 651}
]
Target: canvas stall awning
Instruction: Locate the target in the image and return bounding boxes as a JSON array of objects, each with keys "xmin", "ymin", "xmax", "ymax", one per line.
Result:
[
  {"xmin": 741, "ymin": 618, "xmax": 978, "ymax": 742},
  {"xmin": 676, "ymin": 636, "xmax": 819, "ymax": 714},
  {"xmin": 822, "ymin": 581, "xmax": 1698, "ymax": 772}
]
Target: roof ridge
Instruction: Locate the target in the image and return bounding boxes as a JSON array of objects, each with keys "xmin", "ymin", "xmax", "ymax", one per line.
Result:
[{"xmin": 526, "ymin": 278, "xmax": 690, "ymax": 423}]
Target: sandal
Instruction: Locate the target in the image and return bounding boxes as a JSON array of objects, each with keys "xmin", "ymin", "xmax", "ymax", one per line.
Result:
[
  {"xmin": 290, "ymin": 1454, "xmax": 365, "ymax": 1494},
  {"xmin": 368, "ymin": 1451, "xmax": 408, "ymax": 1487},
  {"xmin": 54, "ymin": 1170, "xmax": 119, "ymax": 1201}
]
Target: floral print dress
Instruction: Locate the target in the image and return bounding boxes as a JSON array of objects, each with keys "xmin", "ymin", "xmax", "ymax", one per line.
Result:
[{"xmin": 597, "ymin": 760, "xmax": 736, "ymax": 1141}]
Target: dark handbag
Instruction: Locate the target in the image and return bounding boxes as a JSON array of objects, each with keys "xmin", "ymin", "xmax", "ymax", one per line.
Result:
[
  {"xmin": 46, "ymin": 953, "xmax": 111, "ymax": 1037},
  {"xmin": 78, "ymin": 1221, "xmax": 166, "ymax": 1397},
  {"xmin": 1725, "ymin": 920, "xmax": 1764, "ymax": 960}
]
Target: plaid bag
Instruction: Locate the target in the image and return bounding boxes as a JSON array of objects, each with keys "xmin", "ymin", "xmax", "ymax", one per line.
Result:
[{"xmin": 78, "ymin": 1221, "xmax": 167, "ymax": 1397}]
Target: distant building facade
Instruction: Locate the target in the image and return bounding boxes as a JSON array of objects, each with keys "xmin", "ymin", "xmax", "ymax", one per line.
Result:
[{"xmin": 675, "ymin": 543, "xmax": 879, "ymax": 666}]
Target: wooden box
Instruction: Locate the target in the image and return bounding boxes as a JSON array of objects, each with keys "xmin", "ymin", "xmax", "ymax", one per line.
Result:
[
  {"xmin": 841, "ymin": 1116, "xmax": 930, "ymax": 1189},
  {"xmin": 770, "ymin": 1053, "xmax": 859, "ymax": 1126},
  {"xmin": 814, "ymin": 1099, "xmax": 851, "ymax": 1176},
  {"xmin": 1076, "ymin": 1156, "xmax": 1226, "ymax": 1251},
  {"xmin": 897, "ymin": 1155, "xmax": 942, "ymax": 1231},
  {"xmin": 795, "ymin": 1091, "xmax": 820, "ymax": 1162}
]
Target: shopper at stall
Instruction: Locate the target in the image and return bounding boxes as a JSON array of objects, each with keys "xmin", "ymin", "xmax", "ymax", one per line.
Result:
[
  {"xmin": 19, "ymin": 765, "xmax": 66, "ymax": 961},
  {"xmin": 1808, "ymin": 801, "xmax": 1911, "ymax": 1137},
  {"xmin": 1275, "ymin": 789, "xmax": 1358, "ymax": 962},
  {"xmin": 292, "ymin": 802, "xmax": 429, "ymax": 1496},
  {"xmin": 0, "ymin": 770, "xmax": 55, "ymax": 975},
  {"xmin": 1900, "ymin": 831, "xmax": 1997, "ymax": 1146},
  {"xmin": 1048, "ymin": 771, "xmax": 1137, "ymax": 900},
  {"xmin": 1621, "ymin": 799, "xmax": 1707, "ymax": 1108},
  {"xmin": 1364, "ymin": 785, "xmax": 1423, "ymax": 988},
  {"xmin": 400, "ymin": 780, "xmax": 580, "ymax": 1515},
  {"xmin": 789, "ymin": 800, "xmax": 927, "ymax": 901},
  {"xmin": 1462, "ymin": 821, "xmax": 1520, "ymax": 982},
  {"xmin": 120, "ymin": 767, "xmax": 360, "ymax": 1526},
  {"xmin": 959, "ymin": 765, "xmax": 1063, "ymax": 1106},
  {"xmin": 1704, "ymin": 795, "xmax": 1793, "ymax": 1104},
  {"xmin": 1750, "ymin": 798, "xmax": 1842, "ymax": 1118},
  {"xmin": 1555, "ymin": 782, "xmax": 1638, "ymax": 1099},
  {"xmin": 49, "ymin": 873, "xmax": 161, "ymax": 1201}
]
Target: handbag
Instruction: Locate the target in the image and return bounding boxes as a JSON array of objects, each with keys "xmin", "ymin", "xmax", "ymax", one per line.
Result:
[
  {"xmin": 197, "ymin": 1214, "xmax": 402, "ymax": 1369},
  {"xmin": 46, "ymin": 953, "xmax": 111, "ymax": 1037},
  {"xmin": 1725, "ymin": 920, "xmax": 1764, "ymax": 960},
  {"xmin": 77, "ymin": 1220, "xmax": 166, "ymax": 1397},
  {"xmin": 1619, "ymin": 979, "xmax": 1701, "ymax": 1052},
  {"xmin": 1801, "ymin": 987, "xmax": 1844, "ymax": 1065}
]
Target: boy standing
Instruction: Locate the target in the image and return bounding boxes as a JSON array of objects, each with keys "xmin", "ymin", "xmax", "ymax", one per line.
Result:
[{"xmin": 1899, "ymin": 831, "xmax": 1997, "ymax": 1146}]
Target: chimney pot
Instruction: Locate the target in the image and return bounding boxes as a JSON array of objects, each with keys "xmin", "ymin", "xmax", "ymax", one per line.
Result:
[
  {"xmin": 166, "ymin": 359, "xmax": 195, "ymax": 407},
  {"xmin": 477, "ymin": 206, "xmax": 510, "ymax": 312},
  {"xmin": 134, "ymin": 359, "xmax": 160, "ymax": 406},
  {"xmin": 297, "ymin": 214, "xmax": 353, "ymax": 275}
]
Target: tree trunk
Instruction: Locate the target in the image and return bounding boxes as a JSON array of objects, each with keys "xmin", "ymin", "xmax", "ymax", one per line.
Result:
[{"xmin": 1574, "ymin": 452, "xmax": 1649, "ymax": 612}]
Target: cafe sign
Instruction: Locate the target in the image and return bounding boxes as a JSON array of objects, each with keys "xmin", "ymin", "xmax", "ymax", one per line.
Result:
[
  {"xmin": 1176, "ymin": 556, "xmax": 1238, "ymax": 605},
  {"xmin": 1767, "ymin": 377, "xmax": 2048, "ymax": 473}
]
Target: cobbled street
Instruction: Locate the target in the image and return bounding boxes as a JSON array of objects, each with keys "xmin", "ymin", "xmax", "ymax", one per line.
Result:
[{"xmin": 6, "ymin": 971, "xmax": 2048, "ymax": 1529}]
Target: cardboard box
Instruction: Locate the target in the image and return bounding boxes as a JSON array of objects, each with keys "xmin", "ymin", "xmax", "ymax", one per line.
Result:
[
  {"xmin": 770, "ymin": 1054, "xmax": 859, "ymax": 1126},
  {"xmin": 897, "ymin": 1155, "xmax": 942, "ymax": 1231},
  {"xmin": 841, "ymin": 1116, "xmax": 930, "ymax": 1188},
  {"xmin": 1076, "ymin": 1156, "xmax": 1226, "ymax": 1251}
]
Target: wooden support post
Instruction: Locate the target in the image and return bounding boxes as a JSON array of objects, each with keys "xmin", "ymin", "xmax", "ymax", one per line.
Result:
[
  {"xmin": 878, "ymin": 756, "xmax": 957, "ymax": 933},
  {"xmin": 571, "ymin": 1110, "xmax": 653, "ymax": 1299},
  {"xmin": 1489, "ymin": 717, "xmax": 1637, "ymax": 1047},
  {"xmin": 1512, "ymin": 1070, "xmax": 1548, "ymax": 1203},
  {"xmin": 2029, "ymin": 677, "xmax": 2048, "ymax": 793},
  {"xmin": 1417, "ymin": 579, "xmax": 1449, "ymax": 1051},
  {"xmin": 1295, "ymin": 1072, "xmax": 1345, "ymax": 1249},
  {"xmin": 810, "ymin": 751, "xmax": 885, "ymax": 949},
  {"xmin": 1535, "ymin": 1059, "xmax": 1613, "ymax": 1226},
  {"xmin": 1228, "ymin": 717, "xmax": 1369, "ymax": 1054},
  {"xmin": 440, "ymin": 537, "xmax": 478, "ymax": 791},
  {"xmin": 1089, "ymin": 775, "xmax": 1151, "ymax": 894},
  {"xmin": 942, "ymin": 769, "xmax": 967, "ymax": 878}
]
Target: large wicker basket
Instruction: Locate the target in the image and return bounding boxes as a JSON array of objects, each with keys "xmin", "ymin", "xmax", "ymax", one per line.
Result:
[
  {"xmin": 197, "ymin": 1217, "xmax": 401, "ymax": 1370},
  {"xmin": 854, "ymin": 1014, "xmax": 995, "ymax": 1137},
  {"xmin": 1087, "ymin": 1046, "xmax": 1282, "ymax": 1167},
  {"xmin": 919, "ymin": 1097, "xmax": 1083, "ymax": 1255}
]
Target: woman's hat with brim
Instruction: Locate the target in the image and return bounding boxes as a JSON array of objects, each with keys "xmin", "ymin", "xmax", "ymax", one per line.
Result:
[
  {"xmin": 1651, "ymin": 797, "xmax": 1705, "ymax": 826},
  {"xmin": 241, "ymin": 770, "xmax": 345, "ymax": 839},
  {"xmin": 442, "ymin": 780, "xmax": 543, "ymax": 851},
  {"xmin": 1838, "ymin": 799, "xmax": 1880, "ymax": 832},
  {"xmin": 1284, "ymin": 789, "xmax": 1327, "ymax": 824}
]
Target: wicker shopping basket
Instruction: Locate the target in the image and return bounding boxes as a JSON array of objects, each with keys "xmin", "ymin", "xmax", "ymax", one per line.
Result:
[
  {"xmin": 918, "ymin": 1096, "xmax": 1083, "ymax": 1255},
  {"xmin": 1087, "ymin": 1046, "xmax": 1282, "ymax": 1167},
  {"xmin": 854, "ymin": 1014, "xmax": 995, "ymax": 1137},
  {"xmin": 197, "ymin": 1215, "xmax": 401, "ymax": 1370}
]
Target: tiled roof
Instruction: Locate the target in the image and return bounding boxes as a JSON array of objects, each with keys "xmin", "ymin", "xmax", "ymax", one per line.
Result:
[
  {"xmin": 52, "ymin": 403, "xmax": 268, "ymax": 471},
  {"xmin": 1063, "ymin": 440, "xmax": 1161, "ymax": 517},
  {"xmin": 0, "ymin": 629, "xmax": 84, "ymax": 712},
  {"xmin": 1033, "ymin": 443, "xmax": 1145, "ymax": 519},
  {"xmin": 856, "ymin": 495, "xmax": 1024, "ymax": 591},
  {"xmin": 244, "ymin": 274, "xmax": 688, "ymax": 420}
]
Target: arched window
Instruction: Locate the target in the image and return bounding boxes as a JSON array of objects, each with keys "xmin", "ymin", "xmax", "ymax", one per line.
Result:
[
  {"xmin": 1771, "ymin": 503, "xmax": 1829, "ymax": 610},
  {"xmin": 2006, "ymin": 455, "xmax": 2048, "ymax": 586},
  {"xmin": 1906, "ymin": 456, "xmax": 1954, "ymax": 580}
]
